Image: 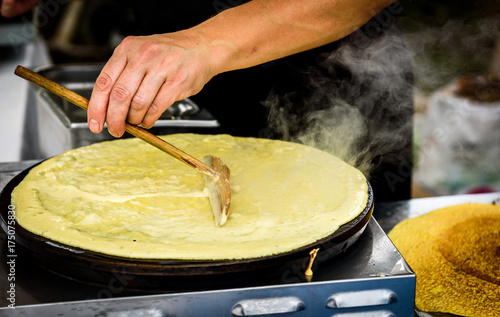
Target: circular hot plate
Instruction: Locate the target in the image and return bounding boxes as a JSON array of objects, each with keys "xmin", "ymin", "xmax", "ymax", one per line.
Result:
[{"xmin": 0, "ymin": 161, "xmax": 373, "ymax": 289}]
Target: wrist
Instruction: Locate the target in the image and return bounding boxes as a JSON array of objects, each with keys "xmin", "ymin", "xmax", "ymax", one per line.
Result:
[
  {"xmin": 189, "ymin": 4, "xmax": 275, "ymax": 75},
  {"xmin": 190, "ymin": 17, "xmax": 242, "ymax": 76}
]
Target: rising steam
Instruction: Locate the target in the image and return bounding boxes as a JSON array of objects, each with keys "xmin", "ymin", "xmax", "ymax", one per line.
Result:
[
  {"xmin": 403, "ymin": 14, "xmax": 500, "ymax": 92},
  {"xmin": 264, "ymin": 17, "xmax": 414, "ymax": 182}
]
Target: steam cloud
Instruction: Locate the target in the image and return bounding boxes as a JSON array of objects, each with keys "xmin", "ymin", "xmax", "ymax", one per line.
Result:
[
  {"xmin": 403, "ymin": 14, "xmax": 500, "ymax": 92},
  {"xmin": 263, "ymin": 15, "xmax": 414, "ymax": 184}
]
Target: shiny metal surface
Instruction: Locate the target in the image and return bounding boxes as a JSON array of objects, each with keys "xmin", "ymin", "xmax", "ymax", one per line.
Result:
[{"xmin": 0, "ymin": 35, "xmax": 52, "ymax": 163}]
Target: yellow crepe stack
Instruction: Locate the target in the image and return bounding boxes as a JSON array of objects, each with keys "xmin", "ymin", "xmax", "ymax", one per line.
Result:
[
  {"xmin": 12, "ymin": 134, "xmax": 368, "ymax": 260},
  {"xmin": 389, "ymin": 203, "xmax": 500, "ymax": 316}
]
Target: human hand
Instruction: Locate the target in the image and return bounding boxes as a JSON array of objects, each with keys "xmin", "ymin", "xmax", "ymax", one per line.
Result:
[
  {"xmin": 1, "ymin": 0, "xmax": 39, "ymax": 18},
  {"xmin": 88, "ymin": 32, "xmax": 217, "ymax": 137}
]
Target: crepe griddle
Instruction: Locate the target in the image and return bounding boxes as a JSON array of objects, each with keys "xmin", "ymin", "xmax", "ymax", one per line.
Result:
[{"xmin": 0, "ymin": 161, "xmax": 373, "ymax": 289}]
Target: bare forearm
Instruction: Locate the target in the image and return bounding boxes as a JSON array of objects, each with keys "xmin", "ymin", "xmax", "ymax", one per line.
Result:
[
  {"xmin": 192, "ymin": 0, "xmax": 396, "ymax": 75},
  {"xmin": 87, "ymin": 0, "xmax": 396, "ymax": 137}
]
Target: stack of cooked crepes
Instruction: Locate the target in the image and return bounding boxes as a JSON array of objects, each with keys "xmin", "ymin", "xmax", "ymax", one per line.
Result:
[
  {"xmin": 12, "ymin": 134, "xmax": 369, "ymax": 261},
  {"xmin": 389, "ymin": 203, "xmax": 500, "ymax": 317}
]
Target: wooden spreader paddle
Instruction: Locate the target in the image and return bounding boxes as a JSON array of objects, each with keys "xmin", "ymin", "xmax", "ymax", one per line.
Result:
[{"xmin": 15, "ymin": 65, "xmax": 231, "ymax": 227}]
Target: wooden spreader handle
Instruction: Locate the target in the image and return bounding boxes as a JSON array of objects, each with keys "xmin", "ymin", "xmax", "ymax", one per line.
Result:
[{"xmin": 14, "ymin": 65, "xmax": 218, "ymax": 179}]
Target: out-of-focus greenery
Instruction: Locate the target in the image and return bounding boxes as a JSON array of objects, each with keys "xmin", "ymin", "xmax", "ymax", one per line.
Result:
[{"xmin": 397, "ymin": 0, "xmax": 500, "ymax": 92}]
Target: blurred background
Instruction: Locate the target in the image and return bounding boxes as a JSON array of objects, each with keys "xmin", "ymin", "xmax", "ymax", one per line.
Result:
[{"xmin": 1, "ymin": 0, "xmax": 499, "ymax": 198}]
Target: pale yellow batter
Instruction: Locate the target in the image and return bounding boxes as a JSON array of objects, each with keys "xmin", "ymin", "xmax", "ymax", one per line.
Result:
[{"xmin": 12, "ymin": 134, "xmax": 368, "ymax": 260}]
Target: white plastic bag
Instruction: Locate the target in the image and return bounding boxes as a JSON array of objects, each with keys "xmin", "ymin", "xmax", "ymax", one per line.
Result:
[{"xmin": 415, "ymin": 83, "xmax": 500, "ymax": 195}]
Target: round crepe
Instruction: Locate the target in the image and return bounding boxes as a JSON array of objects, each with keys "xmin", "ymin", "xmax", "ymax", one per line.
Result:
[
  {"xmin": 12, "ymin": 134, "xmax": 368, "ymax": 260},
  {"xmin": 388, "ymin": 203, "xmax": 500, "ymax": 317}
]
